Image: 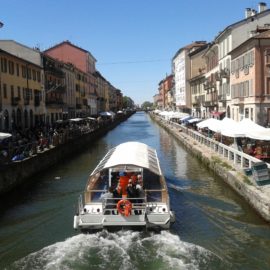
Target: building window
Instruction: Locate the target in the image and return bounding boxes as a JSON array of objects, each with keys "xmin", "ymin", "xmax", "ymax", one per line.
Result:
[
  {"xmin": 8, "ymin": 61, "xmax": 14, "ymax": 75},
  {"xmin": 37, "ymin": 71, "xmax": 41, "ymax": 82},
  {"xmin": 16, "ymin": 63, "xmax": 20, "ymax": 76},
  {"xmin": 17, "ymin": 86, "xmax": 21, "ymax": 99},
  {"xmin": 267, "ymin": 78, "xmax": 270, "ymax": 95},
  {"xmin": 32, "ymin": 69, "xmax": 36, "ymax": 81},
  {"xmin": 11, "ymin": 85, "xmax": 14, "ymax": 98},
  {"xmin": 22, "ymin": 65, "xmax": 27, "ymax": 78},
  {"xmin": 27, "ymin": 67, "xmax": 31, "ymax": 79},
  {"xmin": 3, "ymin": 84, "xmax": 7, "ymax": 98},
  {"xmin": 1, "ymin": 58, "xmax": 7, "ymax": 73}
]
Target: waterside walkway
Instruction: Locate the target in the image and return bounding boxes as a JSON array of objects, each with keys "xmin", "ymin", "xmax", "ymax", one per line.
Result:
[{"xmin": 150, "ymin": 113, "xmax": 270, "ymax": 223}]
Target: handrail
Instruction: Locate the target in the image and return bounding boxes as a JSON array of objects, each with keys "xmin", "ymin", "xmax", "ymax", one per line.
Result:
[{"xmin": 156, "ymin": 115, "xmax": 269, "ymax": 170}]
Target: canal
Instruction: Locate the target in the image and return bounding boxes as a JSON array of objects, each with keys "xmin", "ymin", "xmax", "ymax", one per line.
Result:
[{"xmin": 1, "ymin": 112, "xmax": 270, "ymax": 270}]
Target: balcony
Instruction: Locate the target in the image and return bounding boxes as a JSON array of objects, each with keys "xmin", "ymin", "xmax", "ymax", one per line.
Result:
[
  {"xmin": 76, "ymin": 104, "xmax": 82, "ymax": 109},
  {"xmin": 46, "ymin": 99, "xmax": 64, "ymax": 106},
  {"xmin": 220, "ymin": 68, "xmax": 230, "ymax": 79},
  {"xmin": 232, "ymin": 97, "xmax": 245, "ymax": 105},
  {"xmin": 45, "ymin": 82, "xmax": 66, "ymax": 93},
  {"xmin": 203, "ymin": 100, "xmax": 217, "ymax": 107},
  {"xmin": 218, "ymin": 94, "xmax": 226, "ymax": 101},
  {"xmin": 11, "ymin": 97, "xmax": 20, "ymax": 106},
  {"xmin": 24, "ymin": 97, "xmax": 30, "ymax": 105},
  {"xmin": 203, "ymin": 81, "xmax": 216, "ymax": 90}
]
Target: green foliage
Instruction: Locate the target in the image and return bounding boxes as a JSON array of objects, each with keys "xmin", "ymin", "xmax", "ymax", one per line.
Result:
[
  {"xmin": 123, "ymin": 96, "xmax": 134, "ymax": 108},
  {"xmin": 141, "ymin": 101, "xmax": 153, "ymax": 110}
]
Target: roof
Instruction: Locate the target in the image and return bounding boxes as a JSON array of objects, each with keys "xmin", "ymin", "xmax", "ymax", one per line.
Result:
[
  {"xmin": 44, "ymin": 40, "xmax": 97, "ymax": 62},
  {"xmin": 215, "ymin": 9, "xmax": 270, "ymax": 41},
  {"xmin": 229, "ymin": 29, "xmax": 270, "ymax": 55},
  {"xmin": 172, "ymin": 41, "xmax": 207, "ymax": 60},
  {"xmin": 91, "ymin": 142, "xmax": 162, "ymax": 176}
]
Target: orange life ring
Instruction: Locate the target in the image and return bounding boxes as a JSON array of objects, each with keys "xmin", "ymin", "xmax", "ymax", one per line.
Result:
[{"xmin": 117, "ymin": 199, "xmax": 132, "ymax": 216}]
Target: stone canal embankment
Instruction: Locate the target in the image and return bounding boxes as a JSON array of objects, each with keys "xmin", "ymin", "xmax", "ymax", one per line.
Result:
[
  {"xmin": 150, "ymin": 113, "xmax": 270, "ymax": 223},
  {"xmin": 0, "ymin": 113, "xmax": 134, "ymax": 196}
]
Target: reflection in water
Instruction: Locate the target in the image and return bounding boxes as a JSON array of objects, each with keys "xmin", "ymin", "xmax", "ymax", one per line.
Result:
[{"xmin": 1, "ymin": 112, "xmax": 270, "ymax": 270}]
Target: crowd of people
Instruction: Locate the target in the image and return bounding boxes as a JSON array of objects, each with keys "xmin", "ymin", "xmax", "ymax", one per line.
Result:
[{"xmin": 0, "ymin": 116, "xmax": 115, "ymax": 165}]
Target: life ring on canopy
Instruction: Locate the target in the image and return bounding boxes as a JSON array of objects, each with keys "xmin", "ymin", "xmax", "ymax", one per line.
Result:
[{"xmin": 117, "ymin": 199, "xmax": 132, "ymax": 216}]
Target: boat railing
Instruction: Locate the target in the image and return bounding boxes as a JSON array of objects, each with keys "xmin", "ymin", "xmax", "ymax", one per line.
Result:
[
  {"xmin": 102, "ymin": 197, "xmax": 147, "ymax": 215},
  {"xmin": 78, "ymin": 194, "xmax": 84, "ymax": 214}
]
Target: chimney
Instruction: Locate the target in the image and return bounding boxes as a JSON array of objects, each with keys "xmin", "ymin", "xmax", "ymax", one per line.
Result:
[
  {"xmin": 245, "ymin": 8, "xmax": 252, "ymax": 18},
  {"xmin": 258, "ymin": 2, "xmax": 267, "ymax": 13},
  {"xmin": 251, "ymin": 9, "xmax": 257, "ymax": 16}
]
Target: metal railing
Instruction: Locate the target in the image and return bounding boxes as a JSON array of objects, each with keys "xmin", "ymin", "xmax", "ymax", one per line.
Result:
[{"xmin": 163, "ymin": 117, "xmax": 268, "ymax": 170}]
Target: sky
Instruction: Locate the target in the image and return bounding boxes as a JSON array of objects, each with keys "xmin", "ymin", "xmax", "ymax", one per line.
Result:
[{"xmin": 0, "ymin": 0, "xmax": 264, "ymax": 105}]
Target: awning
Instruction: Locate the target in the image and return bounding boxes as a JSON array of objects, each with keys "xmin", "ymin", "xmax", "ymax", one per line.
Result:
[
  {"xmin": 187, "ymin": 118, "xmax": 201, "ymax": 124},
  {"xmin": 0, "ymin": 132, "xmax": 12, "ymax": 140},
  {"xmin": 91, "ymin": 141, "xmax": 162, "ymax": 176},
  {"xmin": 100, "ymin": 112, "xmax": 112, "ymax": 116},
  {"xmin": 211, "ymin": 111, "xmax": 225, "ymax": 117}
]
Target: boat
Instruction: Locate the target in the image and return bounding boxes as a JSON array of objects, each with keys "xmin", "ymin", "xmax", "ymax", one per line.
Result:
[{"xmin": 73, "ymin": 141, "xmax": 175, "ymax": 231}]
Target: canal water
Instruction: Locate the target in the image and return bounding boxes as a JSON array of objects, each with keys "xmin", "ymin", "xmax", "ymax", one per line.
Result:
[{"xmin": 1, "ymin": 112, "xmax": 270, "ymax": 270}]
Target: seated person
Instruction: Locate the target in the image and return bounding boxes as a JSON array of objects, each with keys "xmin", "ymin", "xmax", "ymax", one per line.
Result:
[{"xmin": 126, "ymin": 179, "xmax": 137, "ymax": 198}]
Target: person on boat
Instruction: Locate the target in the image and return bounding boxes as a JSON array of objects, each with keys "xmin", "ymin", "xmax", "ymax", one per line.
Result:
[
  {"xmin": 136, "ymin": 176, "xmax": 145, "ymax": 201},
  {"xmin": 119, "ymin": 171, "xmax": 129, "ymax": 196},
  {"xmin": 131, "ymin": 173, "xmax": 138, "ymax": 185},
  {"xmin": 100, "ymin": 186, "xmax": 114, "ymax": 200},
  {"xmin": 100, "ymin": 187, "xmax": 114, "ymax": 213},
  {"xmin": 126, "ymin": 179, "xmax": 137, "ymax": 198},
  {"xmin": 113, "ymin": 184, "xmax": 122, "ymax": 199}
]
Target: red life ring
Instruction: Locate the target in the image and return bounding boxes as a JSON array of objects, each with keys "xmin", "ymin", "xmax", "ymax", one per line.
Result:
[{"xmin": 117, "ymin": 199, "xmax": 132, "ymax": 216}]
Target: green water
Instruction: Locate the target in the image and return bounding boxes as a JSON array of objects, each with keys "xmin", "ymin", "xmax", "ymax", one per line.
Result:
[{"xmin": 1, "ymin": 112, "xmax": 270, "ymax": 270}]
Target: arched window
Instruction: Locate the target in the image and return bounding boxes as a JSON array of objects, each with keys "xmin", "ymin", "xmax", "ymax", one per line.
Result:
[
  {"xmin": 30, "ymin": 110, "xmax": 34, "ymax": 128},
  {"xmin": 17, "ymin": 108, "xmax": 22, "ymax": 128},
  {"xmin": 4, "ymin": 110, "xmax": 9, "ymax": 131},
  {"xmin": 12, "ymin": 109, "xmax": 16, "ymax": 129}
]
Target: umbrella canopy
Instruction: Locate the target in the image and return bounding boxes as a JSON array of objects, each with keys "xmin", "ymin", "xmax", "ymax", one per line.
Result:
[
  {"xmin": 100, "ymin": 112, "xmax": 112, "ymax": 116},
  {"xmin": 239, "ymin": 118, "xmax": 270, "ymax": 140},
  {"xmin": 0, "ymin": 132, "xmax": 12, "ymax": 141},
  {"xmin": 219, "ymin": 117, "xmax": 245, "ymax": 138},
  {"xmin": 197, "ymin": 118, "xmax": 220, "ymax": 129}
]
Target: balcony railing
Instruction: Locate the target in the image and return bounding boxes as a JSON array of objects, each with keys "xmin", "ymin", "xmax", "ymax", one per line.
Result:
[
  {"xmin": 11, "ymin": 97, "xmax": 20, "ymax": 106},
  {"xmin": 46, "ymin": 99, "xmax": 64, "ymax": 105}
]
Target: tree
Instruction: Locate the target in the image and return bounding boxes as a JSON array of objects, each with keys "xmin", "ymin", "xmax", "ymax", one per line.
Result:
[
  {"xmin": 123, "ymin": 96, "xmax": 135, "ymax": 108},
  {"xmin": 141, "ymin": 101, "xmax": 153, "ymax": 110}
]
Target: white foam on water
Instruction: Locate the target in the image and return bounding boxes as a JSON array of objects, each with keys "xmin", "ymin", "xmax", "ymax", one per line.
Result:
[
  {"xmin": 168, "ymin": 183, "xmax": 190, "ymax": 191},
  {"xmin": 10, "ymin": 230, "xmax": 217, "ymax": 270}
]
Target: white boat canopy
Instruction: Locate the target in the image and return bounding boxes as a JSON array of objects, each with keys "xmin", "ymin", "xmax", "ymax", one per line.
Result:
[{"xmin": 91, "ymin": 141, "xmax": 162, "ymax": 176}]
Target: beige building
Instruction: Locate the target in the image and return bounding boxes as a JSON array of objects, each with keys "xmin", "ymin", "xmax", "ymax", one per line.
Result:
[{"xmin": 0, "ymin": 41, "xmax": 44, "ymax": 131}]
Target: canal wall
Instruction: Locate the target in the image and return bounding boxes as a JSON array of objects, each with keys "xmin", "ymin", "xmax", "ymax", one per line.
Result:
[
  {"xmin": 0, "ymin": 113, "xmax": 133, "ymax": 196},
  {"xmin": 150, "ymin": 114, "xmax": 270, "ymax": 223}
]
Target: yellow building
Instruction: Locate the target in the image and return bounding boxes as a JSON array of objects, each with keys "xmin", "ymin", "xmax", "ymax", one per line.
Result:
[{"xmin": 0, "ymin": 44, "xmax": 44, "ymax": 131}]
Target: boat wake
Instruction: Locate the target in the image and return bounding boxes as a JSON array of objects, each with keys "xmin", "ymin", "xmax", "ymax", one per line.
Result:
[
  {"xmin": 7, "ymin": 230, "xmax": 223, "ymax": 270},
  {"xmin": 167, "ymin": 183, "xmax": 191, "ymax": 191}
]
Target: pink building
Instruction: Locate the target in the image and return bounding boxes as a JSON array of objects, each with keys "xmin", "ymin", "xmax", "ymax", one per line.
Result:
[{"xmin": 44, "ymin": 41, "xmax": 97, "ymax": 115}]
